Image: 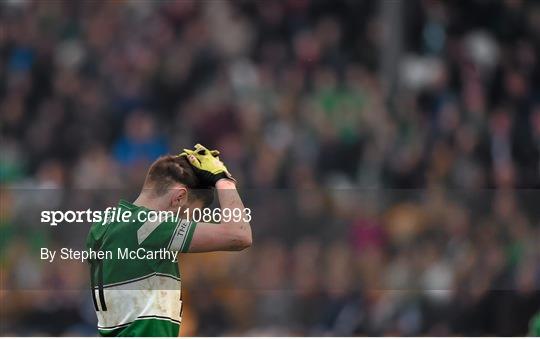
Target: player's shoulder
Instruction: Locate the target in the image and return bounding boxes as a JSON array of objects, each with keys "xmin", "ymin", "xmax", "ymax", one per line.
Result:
[{"xmin": 87, "ymin": 199, "xmax": 139, "ymax": 242}]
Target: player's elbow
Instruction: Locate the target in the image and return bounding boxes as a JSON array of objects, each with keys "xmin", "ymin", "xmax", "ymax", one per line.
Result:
[
  {"xmin": 240, "ymin": 231, "xmax": 252, "ymax": 250},
  {"xmin": 233, "ymin": 225, "xmax": 252, "ymax": 250}
]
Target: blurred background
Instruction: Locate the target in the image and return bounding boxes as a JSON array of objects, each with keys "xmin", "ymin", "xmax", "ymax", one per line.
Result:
[{"xmin": 1, "ymin": 0, "xmax": 540, "ymax": 336}]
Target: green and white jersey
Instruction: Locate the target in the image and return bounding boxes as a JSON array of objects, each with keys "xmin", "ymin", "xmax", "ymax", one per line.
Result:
[{"xmin": 86, "ymin": 199, "xmax": 197, "ymax": 337}]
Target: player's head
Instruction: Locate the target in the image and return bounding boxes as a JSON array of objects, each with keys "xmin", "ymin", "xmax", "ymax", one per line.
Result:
[{"xmin": 142, "ymin": 155, "xmax": 214, "ymax": 211}]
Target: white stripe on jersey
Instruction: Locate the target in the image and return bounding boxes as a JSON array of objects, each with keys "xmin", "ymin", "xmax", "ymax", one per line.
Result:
[
  {"xmin": 96, "ymin": 274, "xmax": 182, "ymax": 329},
  {"xmin": 136, "ymin": 219, "xmax": 162, "ymax": 245},
  {"xmin": 169, "ymin": 219, "xmax": 191, "ymax": 251}
]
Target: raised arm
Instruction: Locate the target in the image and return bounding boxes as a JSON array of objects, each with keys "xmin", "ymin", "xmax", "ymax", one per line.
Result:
[
  {"xmin": 178, "ymin": 144, "xmax": 252, "ymax": 252},
  {"xmin": 187, "ymin": 179, "xmax": 252, "ymax": 252}
]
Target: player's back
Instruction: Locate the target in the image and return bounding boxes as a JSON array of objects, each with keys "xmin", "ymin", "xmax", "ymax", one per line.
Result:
[{"xmin": 86, "ymin": 199, "xmax": 197, "ymax": 336}]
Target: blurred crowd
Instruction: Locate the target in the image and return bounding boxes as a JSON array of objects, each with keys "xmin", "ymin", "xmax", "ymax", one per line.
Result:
[{"xmin": 1, "ymin": 0, "xmax": 540, "ymax": 336}]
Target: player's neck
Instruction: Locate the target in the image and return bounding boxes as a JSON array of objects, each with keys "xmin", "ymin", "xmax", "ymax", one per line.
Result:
[{"xmin": 133, "ymin": 193, "xmax": 166, "ymax": 211}]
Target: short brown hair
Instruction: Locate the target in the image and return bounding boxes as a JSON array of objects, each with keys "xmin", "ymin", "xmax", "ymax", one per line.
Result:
[{"xmin": 144, "ymin": 155, "xmax": 214, "ymax": 207}]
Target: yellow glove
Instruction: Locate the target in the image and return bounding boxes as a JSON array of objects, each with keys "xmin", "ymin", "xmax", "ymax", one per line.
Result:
[{"xmin": 179, "ymin": 144, "xmax": 235, "ymax": 186}]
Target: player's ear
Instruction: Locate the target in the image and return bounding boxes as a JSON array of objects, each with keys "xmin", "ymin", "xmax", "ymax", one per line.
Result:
[{"xmin": 171, "ymin": 187, "xmax": 188, "ymax": 209}]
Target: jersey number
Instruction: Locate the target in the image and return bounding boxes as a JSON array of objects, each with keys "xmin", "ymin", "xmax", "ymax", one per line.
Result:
[{"xmin": 90, "ymin": 259, "xmax": 107, "ymax": 311}]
